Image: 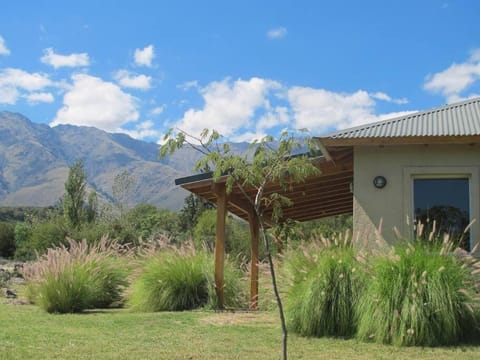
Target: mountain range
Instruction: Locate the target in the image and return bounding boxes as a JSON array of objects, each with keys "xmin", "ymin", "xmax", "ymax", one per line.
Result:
[{"xmin": 0, "ymin": 111, "xmax": 248, "ymax": 210}]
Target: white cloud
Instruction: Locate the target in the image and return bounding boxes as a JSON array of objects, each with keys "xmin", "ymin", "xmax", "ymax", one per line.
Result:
[
  {"xmin": 288, "ymin": 87, "xmax": 376, "ymax": 133},
  {"xmin": 231, "ymin": 131, "xmax": 268, "ymax": 143},
  {"xmin": 176, "ymin": 77, "xmax": 280, "ymax": 138},
  {"xmin": 119, "ymin": 120, "xmax": 160, "ymax": 140},
  {"xmin": 0, "ymin": 35, "xmax": 10, "ymax": 55},
  {"xmin": 370, "ymin": 91, "xmax": 408, "ymax": 104},
  {"xmin": 0, "ymin": 68, "xmax": 52, "ymax": 104},
  {"xmin": 0, "ymin": 86, "xmax": 18, "ymax": 104},
  {"xmin": 41, "ymin": 48, "xmax": 90, "ymax": 69},
  {"xmin": 134, "ymin": 45, "xmax": 155, "ymax": 67},
  {"xmin": 114, "ymin": 70, "xmax": 151, "ymax": 90},
  {"xmin": 25, "ymin": 92, "xmax": 54, "ymax": 104},
  {"xmin": 267, "ymin": 27, "xmax": 287, "ymax": 40},
  {"xmin": 376, "ymin": 110, "xmax": 417, "ymax": 122},
  {"xmin": 424, "ymin": 49, "xmax": 480, "ymax": 102},
  {"xmin": 51, "ymin": 74, "xmax": 139, "ymax": 131},
  {"xmin": 288, "ymin": 87, "xmax": 413, "ymax": 134},
  {"xmin": 0, "ymin": 68, "xmax": 52, "ymax": 91},
  {"xmin": 256, "ymin": 106, "xmax": 290, "ymax": 131},
  {"xmin": 150, "ymin": 106, "xmax": 165, "ymax": 115},
  {"xmin": 177, "ymin": 80, "xmax": 199, "ymax": 91}
]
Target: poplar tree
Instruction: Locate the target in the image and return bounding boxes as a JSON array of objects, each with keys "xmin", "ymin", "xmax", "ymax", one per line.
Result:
[{"xmin": 63, "ymin": 160, "xmax": 87, "ymax": 228}]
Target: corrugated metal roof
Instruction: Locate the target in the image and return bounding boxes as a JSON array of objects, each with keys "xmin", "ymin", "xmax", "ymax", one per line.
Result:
[{"xmin": 322, "ymin": 97, "xmax": 480, "ymax": 139}]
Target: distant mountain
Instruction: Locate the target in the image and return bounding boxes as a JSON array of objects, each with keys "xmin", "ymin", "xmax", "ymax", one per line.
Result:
[{"xmin": 0, "ymin": 111, "xmax": 249, "ymax": 210}]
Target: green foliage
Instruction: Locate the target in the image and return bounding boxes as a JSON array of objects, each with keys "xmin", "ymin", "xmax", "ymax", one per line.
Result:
[
  {"xmin": 205, "ymin": 254, "xmax": 247, "ymax": 309},
  {"xmin": 0, "ymin": 221, "xmax": 16, "ymax": 258},
  {"xmin": 356, "ymin": 241, "xmax": 480, "ymax": 346},
  {"xmin": 126, "ymin": 203, "xmax": 179, "ymax": 240},
  {"xmin": 28, "ymin": 220, "xmax": 68, "ymax": 256},
  {"xmin": 112, "ymin": 170, "xmax": 136, "ymax": 215},
  {"xmin": 14, "ymin": 222, "xmax": 34, "ymax": 260},
  {"xmin": 104, "ymin": 203, "xmax": 180, "ymax": 246},
  {"xmin": 161, "ymin": 129, "xmax": 320, "ymax": 223},
  {"xmin": 130, "ymin": 247, "xmax": 246, "ymax": 312},
  {"xmin": 23, "ymin": 238, "xmax": 130, "ymax": 313},
  {"xmin": 0, "ymin": 206, "xmax": 54, "ymax": 222},
  {"xmin": 35, "ymin": 263, "xmax": 95, "ymax": 313},
  {"xmin": 69, "ymin": 222, "xmax": 111, "ymax": 244},
  {"xmin": 284, "ymin": 237, "xmax": 364, "ymax": 338},
  {"xmin": 63, "ymin": 160, "xmax": 87, "ymax": 228},
  {"xmin": 193, "ymin": 210, "xmax": 252, "ymax": 259},
  {"xmin": 129, "ymin": 251, "xmax": 209, "ymax": 311},
  {"xmin": 85, "ymin": 190, "xmax": 98, "ymax": 223},
  {"xmin": 178, "ymin": 194, "xmax": 214, "ymax": 235}
]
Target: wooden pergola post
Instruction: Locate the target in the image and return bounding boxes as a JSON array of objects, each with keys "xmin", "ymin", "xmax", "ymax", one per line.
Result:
[
  {"xmin": 248, "ymin": 210, "xmax": 260, "ymax": 310},
  {"xmin": 214, "ymin": 182, "xmax": 227, "ymax": 309}
]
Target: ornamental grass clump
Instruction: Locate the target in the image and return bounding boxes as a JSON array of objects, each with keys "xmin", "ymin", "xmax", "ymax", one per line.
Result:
[
  {"xmin": 356, "ymin": 235, "xmax": 480, "ymax": 346},
  {"xmin": 23, "ymin": 237, "xmax": 130, "ymax": 313},
  {"xmin": 129, "ymin": 241, "xmax": 246, "ymax": 312},
  {"xmin": 284, "ymin": 232, "xmax": 365, "ymax": 338}
]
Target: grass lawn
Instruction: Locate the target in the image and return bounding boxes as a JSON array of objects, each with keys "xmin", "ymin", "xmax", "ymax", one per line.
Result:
[{"xmin": 1, "ymin": 301, "xmax": 480, "ymax": 359}]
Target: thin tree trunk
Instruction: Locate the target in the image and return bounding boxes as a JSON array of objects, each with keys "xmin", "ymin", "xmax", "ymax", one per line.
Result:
[{"xmin": 258, "ymin": 216, "xmax": 288, "ymax": 360}]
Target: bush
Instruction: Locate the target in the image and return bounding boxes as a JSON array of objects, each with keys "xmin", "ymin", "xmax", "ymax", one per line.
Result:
[
  {"xmin": 284, "ymin": 234, "xmax": 364, "ymax": 338},
  {"xmin": 14, "ymin": 222, "xmax": 34, "ymax": 260},
  {"xmin": 356, "ymin": 240, "xmax": 480, "ymax": 346},
  {"xmin": 23, "ymin": 237, "xmax": 130, "ymax": 313},
  {"xmin": 29, "ymin": 220, "xmax": 68, "ymax": 255},
  {"xmin": 0, "ymin": 222, "xmax": 16, "ymax": 258},
  {"xmin": 130, "ymin": 244, "xmax": 246, "ymax": 311},
  {"xmin": 193, "ymin": 210, "xmax": 252, "ymax": 260}
]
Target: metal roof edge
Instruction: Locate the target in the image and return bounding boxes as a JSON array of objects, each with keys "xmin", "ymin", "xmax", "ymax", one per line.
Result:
[{"xmin": 317, "ymin": 96, "xmax": 480, "ymax": 139}]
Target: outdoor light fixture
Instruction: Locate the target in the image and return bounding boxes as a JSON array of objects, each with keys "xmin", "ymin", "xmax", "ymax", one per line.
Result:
[{"xmin": 373, "ymin": 175, "xmax": 387, "ymax": 189}]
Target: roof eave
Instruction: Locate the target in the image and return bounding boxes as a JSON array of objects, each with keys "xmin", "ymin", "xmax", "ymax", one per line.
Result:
[{"xmin": 317, "ymin": 135, "xmax": 480, "ymax": 147}]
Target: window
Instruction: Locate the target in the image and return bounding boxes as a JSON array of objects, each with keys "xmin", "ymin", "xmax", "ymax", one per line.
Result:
[{"xmin": 413, "ymin": 178, "xmax": 470, "ymax": 250}]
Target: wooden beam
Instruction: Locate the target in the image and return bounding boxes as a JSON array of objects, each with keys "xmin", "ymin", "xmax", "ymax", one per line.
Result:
[
  {"xmin": 214, "ymin": 182, "xmax": 227, "ymax": 309},
  {"xmin": 248, "ymin": 210, "xmax": 260, "ymax": 310}
]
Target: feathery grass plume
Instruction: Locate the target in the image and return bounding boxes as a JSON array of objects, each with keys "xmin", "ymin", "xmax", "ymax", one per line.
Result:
[
  {"xmin": 129, "ymin": 239, "xmax": 246, "ymax": 311},
  {"xmin": 23, "ymin": 237, "xmax": 131, "ymax": 313},
  {"xmin": 357, "ymin": 237, "xmax": 480, "ymax": 346},
  {"xmin": 283, "ymin": 231, "xmax": 365, "ymax": 338}
]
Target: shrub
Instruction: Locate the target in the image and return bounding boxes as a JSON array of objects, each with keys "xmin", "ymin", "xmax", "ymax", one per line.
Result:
[
  {"xmin": 23, "ymin": 237, "xmax": 130, "ymax": 313},
  {"xmin": 14, "ymin": 222, "xmax": 34, "ymax": 261},
  {"xmin": 356, "ymin": 240, "xmax": 480, "ymax": 346},
  {"xmin": 193, "ymin": 209, "xmax": 253, "ymax": 260},
  {"xmin": 130, "ymin": 243, "xmax": 246, "ymax": 311},
  {"xmin": 0, "ymin": 222, "xmax": 16, "ymax": 258},
  {"xmin": 29, "ymin": 220, "xmax": 68, "ymax": 255},
  {"xmin": 284, "ymin": 234, "xmax": 364, "ymax": 338}
]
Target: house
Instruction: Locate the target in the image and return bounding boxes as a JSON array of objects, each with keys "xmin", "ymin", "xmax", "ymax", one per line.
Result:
[
  {"xmin": 175, "ymin": 96, "xmax": 480, "ymax": 308},
  {"xmin": 317, "ymin": 96, "xmax": 480, "ymax": 251}
]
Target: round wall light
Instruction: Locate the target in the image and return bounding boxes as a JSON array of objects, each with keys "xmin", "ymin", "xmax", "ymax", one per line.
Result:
[{"xmin": 373, "ymin": 175, "xmax": 387, "ymax": 189}]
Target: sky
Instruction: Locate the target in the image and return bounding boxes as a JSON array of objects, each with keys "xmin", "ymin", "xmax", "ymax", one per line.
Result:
[{"xmin": 1, "ymin": 0, "xmax": 480, "ymax": 144}]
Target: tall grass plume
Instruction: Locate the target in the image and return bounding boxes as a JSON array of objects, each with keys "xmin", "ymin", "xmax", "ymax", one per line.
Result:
[
  {"xmin": 23, "ymin": 237, "xmax": 131, "ymax": 313},
  {"xmin": 284, "ymin": 231, "xmax": 365, "ymax": 337}
]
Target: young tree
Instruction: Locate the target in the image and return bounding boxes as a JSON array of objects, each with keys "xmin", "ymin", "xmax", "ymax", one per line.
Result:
[
  {"xmin": 160, "ymin": 129, "xmax": 320, "ymax": 360},
  {"xmin": 85, "ymin": 190, "xmax": 98, "ymax": 223},
  {"xmin": 112, "ymin": 170, "xmax": 136, "ymax": 216},
  {"xmin": 63, "ymin": 160, "xmax": 87, "ymax": 228}
]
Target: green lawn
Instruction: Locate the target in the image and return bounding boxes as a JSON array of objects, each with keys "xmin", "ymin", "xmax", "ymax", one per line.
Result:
[{"xmin": 1, "ymin": 302, "xmax": 480, "ymax": 359}]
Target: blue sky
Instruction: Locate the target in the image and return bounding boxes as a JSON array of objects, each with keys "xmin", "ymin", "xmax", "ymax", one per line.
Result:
[{"xmin": 1, "ymin": 0, "xmax": 480, "ymax": 143}]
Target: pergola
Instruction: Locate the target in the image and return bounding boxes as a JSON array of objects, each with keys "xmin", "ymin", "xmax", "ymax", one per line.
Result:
[{"xmin": 174, "ymin": 146, "xmax": 353, "ymax": 309}]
